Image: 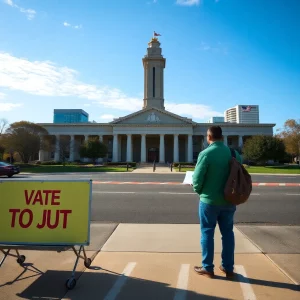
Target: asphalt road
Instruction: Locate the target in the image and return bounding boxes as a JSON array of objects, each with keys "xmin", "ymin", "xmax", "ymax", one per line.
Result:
[
  {"xmin": 2, "ymin": 174, "xmax": 300, "ymax": 225},
  {"xmin": 8, "ymin": 172, "xmax": 300, "ymax": 183},
  {"xmin": 89, "ymin": 184, "xmax": 300, "ymax": 225}
]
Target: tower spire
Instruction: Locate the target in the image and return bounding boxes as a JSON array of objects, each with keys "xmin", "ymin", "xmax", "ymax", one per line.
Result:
[{"xmin": 142, "ymin": 35, "xmax": 166, "ymax": 110}]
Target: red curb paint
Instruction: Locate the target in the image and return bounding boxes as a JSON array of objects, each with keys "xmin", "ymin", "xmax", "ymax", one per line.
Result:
[{"xmin": 92, "ymin": 181, "xmax": 299, "ymax": 186}]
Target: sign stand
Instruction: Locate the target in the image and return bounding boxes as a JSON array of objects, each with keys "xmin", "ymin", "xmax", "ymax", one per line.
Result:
[
  {"xmin": 0, "ymin": 245, "xmax": 92, "ymax": 289},
  {"xmin": 0, "ymin": 179, "xmax": 93, "ymax": 290}
]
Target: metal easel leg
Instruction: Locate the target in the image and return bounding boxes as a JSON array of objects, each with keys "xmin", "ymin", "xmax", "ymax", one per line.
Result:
[
  {"xmin": 0, "ymin": 249, "xmax": 10, "ymax": 267},
  {"xmin": 71, "ymin": 246, "xmax": 82, "ymax": 279}
]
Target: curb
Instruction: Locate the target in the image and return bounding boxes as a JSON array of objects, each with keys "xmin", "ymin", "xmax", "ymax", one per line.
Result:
[{"xmin": 235, "ymin": 227, "xmax": 300, "ymax": 286}]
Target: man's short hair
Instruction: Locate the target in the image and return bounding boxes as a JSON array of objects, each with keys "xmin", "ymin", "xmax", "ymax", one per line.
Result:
[{"xmin": 208, "ymin": 126, "xmax": 223, "ymax": 140}]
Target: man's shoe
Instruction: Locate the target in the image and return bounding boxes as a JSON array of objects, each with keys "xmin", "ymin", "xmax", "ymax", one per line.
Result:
[
  {"xmin": 219, "ymin": 266, "xmax": 235, "ymax": 278},
  {"xmin": 194, "ymin": 266, "xmax": 214, "ymax": 278}
]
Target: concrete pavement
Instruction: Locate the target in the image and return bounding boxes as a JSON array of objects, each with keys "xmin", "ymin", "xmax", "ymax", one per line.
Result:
[{"xmin": 1, "ymin": 224, "xmax": 299, "ymax": 299}]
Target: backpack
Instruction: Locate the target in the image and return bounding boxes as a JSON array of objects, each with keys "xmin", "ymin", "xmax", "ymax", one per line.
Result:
[{"xmin": 224, "ymin": 148, "xmax": 252, "ymax": 205}]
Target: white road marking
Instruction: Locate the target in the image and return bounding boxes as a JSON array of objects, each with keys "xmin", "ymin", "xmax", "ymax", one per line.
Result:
[
  {"xmin": 258, "ymin": 183, "xmax": 266, "ymax": 186},
  {"xmin": 93, "ymin": 191, "xmax": 136, "ymax": 194},
  {"xmin": 235, "ymin": 265, "xmax": 257, "ymax": 300},
  {"xmin": 174, "ymin": 264, "xmax": 190, "ymax": 300},
  {"xmin": 159, "ymin": 192, "xmax": 195, "ymax": 195},
  {"xmin": 286, "ymin": 194, "xmax": 300, "ymax": 196},
  {"xmin": 279, "ymin": 183, "xmax": 286, "ymax": 186},
  {"xmin": 251, "ymin": 193, "xmax": 260, "ymax": 196},
  {"xmin": 103, "ymin": 262, "xmax": 136, "ymax": 300}
]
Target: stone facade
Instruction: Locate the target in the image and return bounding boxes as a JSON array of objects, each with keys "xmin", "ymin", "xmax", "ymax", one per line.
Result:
[{"xmin": 38, "ymin": 37, "xmax": 275, "ymax": 163}]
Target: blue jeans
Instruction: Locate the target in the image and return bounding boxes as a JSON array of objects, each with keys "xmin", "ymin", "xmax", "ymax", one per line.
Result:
[{"xmin": 199, "ymin": 201, "xmax": 236, "ymax": 272}]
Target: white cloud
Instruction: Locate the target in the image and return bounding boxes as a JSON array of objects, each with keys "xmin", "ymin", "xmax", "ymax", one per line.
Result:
[
  {"xmin": 0, "ymin": 52, "xmax": 221, "ymax": 120},
  {"xmin": 3, "ymin": 0, "xmax": 36, "ymax": 20},
  {"xmin": 198, "ymin": 41, "xmax": 229, "ymax": 55},
  {"xmin": 176, "ymin": 0, "xmax": 200, "ymax": 6},
  {"xmin": 99, "ymin": 114, "xmax": 116, "ymax": 121},
  {"xmin": 4, "ymin": 0, "xmax": 13, "ymax": 5},
  {"xmin": 63, "ymin": 21, "xmax": 82, "ymax": 29},
  {"xmin": 0, "ymin": 101, "xmax": 22, "ymax": 112},
  {"xmin": 0, "ymin": 92, "xmax": 6, "ymax": 99},
  {"xmin": 166, "ymin": 103, "xmax": 223, "ymax": 120}
]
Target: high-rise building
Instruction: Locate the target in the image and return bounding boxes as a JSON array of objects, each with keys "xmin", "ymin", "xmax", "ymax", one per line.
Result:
[
  {"xmin": 53, "ymin": 109, "xmax": 89, "ymax": 123},
  {"xmin": 224, "ymin": 105, "xmax": 259, "ymax": 124},
  {"xmin": 207, "ymin": 116, "xmax": 225, "ymax": 123}
]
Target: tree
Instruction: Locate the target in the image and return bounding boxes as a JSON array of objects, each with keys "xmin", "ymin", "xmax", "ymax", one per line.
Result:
[
  {"xmin": 79, "ymin": 138, "xmax": 108, "ymax": 163},
  {"xmin": 277, "ymin": 119, "xmax": 300, "ymax": 161},
  {"xmin": 0, "ymin": 118, "xmax": 8, "ymax": 135},
  {"xmin": 0, "ymin": 118, "xmax": 8, "ymax": 160},
  {"xmin": 243, "ymin": 135, "xmax": 285, "ymax": 164},
  {"xmin": 2, "ymin": 121, "xmax": 48, "ymax": 163}
]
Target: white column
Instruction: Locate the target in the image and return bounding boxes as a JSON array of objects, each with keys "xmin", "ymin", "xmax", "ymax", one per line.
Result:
[
  {"xmin": 188, "ymin": 134, "xmax": 193, "ymax": 163},
  {"xmin": 39, "ymin": 136, "xmax": 44, "ymax": 162},
  {"xmin": 69, "ymin": 135, "xmax": 75, "ymax": 162},
  {"xmin": 141, "ymin": 134, "xmax": 146, "ymax": 163},
  {"xmin": 84, "ymin": 135, "xmax": 89, "ymax": 162},
  {"xmin": 98, "ymin": 135, "xmax": 103, "ymax": 163},
  {"xmin": 54, "ymin": 135, "xmax": 60, "ymax": 162},
  {"xmin": 118, "ymin": 136, "xmax": 122, "ymax": 161},
  {"xmin": 159, "ymin": 134, "xmax": 165, "ymax": 163},
  {"xmin": 223, "ymin": 135, "xmax": 228, "ymax": 146},
  {"xmin": 126, "ymin": 134, "xmax": 132, "ymax": 162},
  {"xmin": 112, "ymin": 134, "xmax": 118, "ymax": 162},
  {"xmin": 173, "ymin": 134, "xmax": 179, "ymax": 162},
  {"xmin": 203, "ymin": 136, "xmax": 208, "ymax": 149},
  {"xmin": 238, "ymin": 135, "xmax": 243, "ymax": 147}
]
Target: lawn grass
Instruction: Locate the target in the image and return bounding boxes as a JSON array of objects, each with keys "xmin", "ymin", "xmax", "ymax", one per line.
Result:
[
  {"xmin": 175, "ymin": 165, "xmax": 300, "ymax": 174},
  {"xmin": 19, "ymin": 164, "xmax": 134, "ymax": 173}
]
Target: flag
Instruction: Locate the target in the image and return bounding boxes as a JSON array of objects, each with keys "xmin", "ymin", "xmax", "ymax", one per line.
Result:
[
  {"xmin": 154, "ymin": 31, "xmax": 161, "ymax": 36},
  {"xmin": 242, "ymin": 106, "xmax": 252, "ymax": 112}
]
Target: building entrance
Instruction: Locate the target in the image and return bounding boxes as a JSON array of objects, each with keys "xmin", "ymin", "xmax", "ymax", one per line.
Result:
[{"xmin": 148, "ymin": 147, "xmax": 159, "ymax": 163}]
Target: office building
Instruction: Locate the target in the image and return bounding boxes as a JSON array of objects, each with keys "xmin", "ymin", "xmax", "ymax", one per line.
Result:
[
  {"xmin": 224, "ymin": 105, "xmax": 259, "ymax": 124},
  {"xmin": 53, "ymin": 109, "xmax": 89, "ymax": 123}
]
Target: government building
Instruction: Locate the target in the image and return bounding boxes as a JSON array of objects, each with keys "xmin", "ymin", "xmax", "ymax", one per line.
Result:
[{"xmin": 39, "ymin": 37, "xmax": 275, "ymax": 163}]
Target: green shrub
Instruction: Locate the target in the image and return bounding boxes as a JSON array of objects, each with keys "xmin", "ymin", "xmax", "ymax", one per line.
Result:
[
  {"xmin": 173, "ymin": 162, "xmax": 195, "ymax": 167},
  {"xmin": 106, "ymin": 162, "xmax": 136, "ymax": 168}
]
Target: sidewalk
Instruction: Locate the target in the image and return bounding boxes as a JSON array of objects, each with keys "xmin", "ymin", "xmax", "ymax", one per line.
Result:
[
  {"xmin": 62, "ymin": 224, "xmax": 299, "ymax": 300},
  {"xmin": 1, "ymin": 224, "xmax": 299, "ymax": 299}
]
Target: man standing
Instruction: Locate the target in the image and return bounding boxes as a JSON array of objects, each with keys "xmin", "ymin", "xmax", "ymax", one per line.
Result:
[{"xmin": 192, "ymin": 126, "xmax": 242, "ymax": 278}]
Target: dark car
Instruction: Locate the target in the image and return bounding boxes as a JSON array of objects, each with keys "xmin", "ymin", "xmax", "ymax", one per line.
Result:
[{"xmin": 0, "ymin": 162, "xmax": 20, "ymax": 178}]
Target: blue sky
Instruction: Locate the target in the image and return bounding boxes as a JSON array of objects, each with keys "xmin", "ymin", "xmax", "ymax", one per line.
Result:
[{"xmin": 0, "ymin": 0, "xmax": 299, "ymax": 132}]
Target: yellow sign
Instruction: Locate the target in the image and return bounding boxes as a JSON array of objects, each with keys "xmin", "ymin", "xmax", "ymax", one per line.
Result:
[{"xmin": 0, "ymin": 180, "xmax": 92, "ymax": 246}]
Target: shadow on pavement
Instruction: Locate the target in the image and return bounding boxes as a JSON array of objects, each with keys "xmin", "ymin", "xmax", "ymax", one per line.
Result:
[
  {"xmin": 5, "ymin": 267, "xmax": 298, "ymax": 300},
  {"xmin": 214, "ymin": 274, "xmax": 300, "ymax": 292},
  {"xmin": 14, "ymin": 269, "xmax": 227, "ymax": 300}
]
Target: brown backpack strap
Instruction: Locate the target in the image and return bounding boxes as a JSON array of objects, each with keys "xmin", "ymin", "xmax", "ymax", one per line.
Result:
[{"xmin": 229, "ymin": 148, "xmax": 236, "ymax": 158}]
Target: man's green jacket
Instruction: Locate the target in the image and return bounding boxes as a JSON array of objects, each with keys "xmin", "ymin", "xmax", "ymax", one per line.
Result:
[{"xmin": 192, "ymin": 141, "xmax": 242, "ymax": 206}]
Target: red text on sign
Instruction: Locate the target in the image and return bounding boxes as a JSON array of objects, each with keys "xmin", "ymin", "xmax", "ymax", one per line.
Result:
[{"xmin": 24, "ymin": 190, "xmax": 61, "ymax": 206}]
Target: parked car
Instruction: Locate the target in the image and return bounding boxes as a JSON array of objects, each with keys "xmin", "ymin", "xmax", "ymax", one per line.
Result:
[{"xmin": 0, "ymin": 162, "xmax": 20, "ymax": 178}]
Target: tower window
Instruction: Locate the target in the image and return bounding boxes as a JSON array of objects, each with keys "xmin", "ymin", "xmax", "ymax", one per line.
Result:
[{"xmin": 153, "ymin": 67, "xmax": 155, "ymax": 97}]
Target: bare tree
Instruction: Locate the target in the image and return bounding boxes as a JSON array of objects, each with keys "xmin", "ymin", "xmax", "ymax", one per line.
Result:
[{"xmin": 0, "ymin": 118, "xmax": 8, "ymax": 135}]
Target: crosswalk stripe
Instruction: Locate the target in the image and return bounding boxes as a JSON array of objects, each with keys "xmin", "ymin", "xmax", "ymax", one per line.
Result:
[
  {"xmin": 235, "ymin": 265, "xmax": 257, "ymax": 300},
  {"xmin": 174, "ymin": 264, "xmax": 190, "ymax": 300},
  {"xmin": 103, "ymin": 262, "xmax": 136, "ymax": 300}
]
